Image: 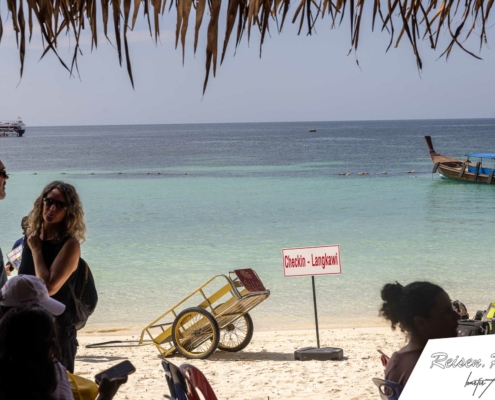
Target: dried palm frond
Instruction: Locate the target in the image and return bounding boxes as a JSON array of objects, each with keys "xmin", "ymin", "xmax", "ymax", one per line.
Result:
[{"xmin": 1, "ymin": 0, "xmax": 492, "ymax": 91}]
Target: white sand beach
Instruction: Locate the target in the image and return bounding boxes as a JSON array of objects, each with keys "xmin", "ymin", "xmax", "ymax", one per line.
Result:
[{"xmin": 77, "ymin": 326, "xmax": 406, "ymax": 399}]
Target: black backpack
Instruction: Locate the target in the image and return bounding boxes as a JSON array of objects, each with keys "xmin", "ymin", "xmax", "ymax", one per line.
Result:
[{"xmin": 68, "ymin": 258, "xmax": 98, "ymax": 330}]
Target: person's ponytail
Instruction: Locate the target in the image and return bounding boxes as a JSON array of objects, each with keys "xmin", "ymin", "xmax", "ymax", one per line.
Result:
[{"xmin": 379, "ymin": 282, "xmax": 404, "ymax": 330}]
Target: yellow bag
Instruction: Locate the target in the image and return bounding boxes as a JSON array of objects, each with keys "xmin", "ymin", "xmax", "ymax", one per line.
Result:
[
  {"xmin": 67, "ymin": 371, "xmax": 99, "ymax": 400},
  {"xmin": 485, "ymin": 301, "xmax": 495, "ymax": 331}
]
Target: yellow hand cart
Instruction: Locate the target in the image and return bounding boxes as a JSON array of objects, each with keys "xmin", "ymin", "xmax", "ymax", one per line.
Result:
[{"xmin": 139, "ymin": 269, "xmax": 270, "ymax": 359}]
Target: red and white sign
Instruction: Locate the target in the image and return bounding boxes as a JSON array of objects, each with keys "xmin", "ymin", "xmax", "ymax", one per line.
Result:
[{"xmin": 282, "ymin": 245, "xmax": 341, "ymax": 277}]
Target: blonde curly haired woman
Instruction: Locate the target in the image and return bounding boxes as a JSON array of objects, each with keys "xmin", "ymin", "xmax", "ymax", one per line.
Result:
[{"xmin": 19, "ymin": 181, "xmax": 86, "ymax": 373}]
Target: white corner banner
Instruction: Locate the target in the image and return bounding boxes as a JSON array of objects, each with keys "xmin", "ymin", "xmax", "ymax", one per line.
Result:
[{"xmin": 401, "ymin": 335, "xmax": 495, "ymax": 399}]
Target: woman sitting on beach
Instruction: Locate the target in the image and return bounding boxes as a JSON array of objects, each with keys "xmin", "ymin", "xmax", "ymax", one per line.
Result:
[
  {"xmin": 379, "ymin": 281, "xmax": 460, "ymax": 387},
  {"xmin": 19, "ymin": 181, "xmax": 86, "ymax": 373}
]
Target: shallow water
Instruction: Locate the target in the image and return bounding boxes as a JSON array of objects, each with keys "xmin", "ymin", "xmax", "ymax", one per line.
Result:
[{"xmin": 1, "ymin": 119, "xmax": 494, "ymax": 330}]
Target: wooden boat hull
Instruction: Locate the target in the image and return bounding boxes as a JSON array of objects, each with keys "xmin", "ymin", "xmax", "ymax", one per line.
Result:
[
  {"xmin": 437, "ymin": 164, "xmax": 495, "ymax": 184},
  {"xmin": 424, "ymin": 136, "xmax": 495, "ymax": 184}
]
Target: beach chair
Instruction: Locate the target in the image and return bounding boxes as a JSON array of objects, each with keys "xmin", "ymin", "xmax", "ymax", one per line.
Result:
[
  {"xmin": 162, "ymin": 360, "xmax": 189, "ymax": 400},
  {"xmin": 164, "ymin": 386, "xmax": 188, "ymax": 400},
  {"xmin": 161, "ymin": 360, "xmax": 218, "ymax": 400},
  {"xmin": 180, "ymin": 364, "xmax": 218, "ymax": 400},
  {"xmin": 372, "ymin": 378, "xmax": 403, "ymax": 400}
]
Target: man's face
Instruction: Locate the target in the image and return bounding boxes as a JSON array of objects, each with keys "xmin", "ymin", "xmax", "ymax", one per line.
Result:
[{"xmin": 0, "ymin": 160, "xmax": 8, "ymax": 200}]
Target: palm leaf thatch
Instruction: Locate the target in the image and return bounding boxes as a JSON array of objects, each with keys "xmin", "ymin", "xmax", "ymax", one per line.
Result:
[{"xmin": 0, "ymin": 0, "xmax": 492, "ymax": 91}]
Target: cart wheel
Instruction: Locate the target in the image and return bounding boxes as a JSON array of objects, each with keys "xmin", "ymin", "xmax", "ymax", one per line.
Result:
[
  {"xmin": 172, "ymin": 307, "xmax": 220, "ymax": 359},
  {"xmin": 218, "ymin": 312, "xmax": 254, "ymax": 352}
]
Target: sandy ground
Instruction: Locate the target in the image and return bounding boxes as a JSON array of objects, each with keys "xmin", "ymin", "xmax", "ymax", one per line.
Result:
[{"xmin": 76, "ymin": 326, "xmax": 406, "ymax": 400}]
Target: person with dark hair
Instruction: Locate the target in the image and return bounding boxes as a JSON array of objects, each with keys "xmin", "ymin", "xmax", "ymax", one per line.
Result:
[
  {"xmin": 0, "ymin": 305, "xmax": 127, "ymax": 400},
  {"xmin": 0, "ymin": 277, "xmax": 127, "ymax": 400},
  {"xmin": 19, "ymin": 181, "xmax": 87, "ymax": 373},
  {"xmin": 379, "ymin": 281, "xmax": 460, "ymax": 387},
  {"xmin": 5, "ymin": 216, "xmax": 29, "ymax": 276},
  {"xmin": 0, "ymin": 305, "xmax": 68, "ymax": 400}
]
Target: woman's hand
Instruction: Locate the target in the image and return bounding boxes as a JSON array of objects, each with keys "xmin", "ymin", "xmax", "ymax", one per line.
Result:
[
  {"xmin": 96, "ymin": 375, "xmax": 128, "ymax": 400},
  {"xmin": 27, "ymin": 230, "xmax": 42, "ymax": 253}
]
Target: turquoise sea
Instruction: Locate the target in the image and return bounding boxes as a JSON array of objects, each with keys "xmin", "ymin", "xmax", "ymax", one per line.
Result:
[{"xmin": 1, "ymin": 120, "xmax": 494, "ymax": 330}]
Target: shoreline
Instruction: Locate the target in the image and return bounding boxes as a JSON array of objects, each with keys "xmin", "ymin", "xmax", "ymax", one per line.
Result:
[
  {"xmin": 81, "ymin": 322, "xmax": 394, "ymax": 336},
  {"xmin": 77, "ymin": 326, "xmax": 406, "ymax": 399}
]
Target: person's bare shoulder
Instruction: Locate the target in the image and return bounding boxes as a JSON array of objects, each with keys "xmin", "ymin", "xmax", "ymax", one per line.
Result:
[
  {"xmin": 60, "ymin": 238, "xmax": 81, "ymax": 258},
  {"xmin": 64, "ymin": 237, "xmax": 81, "ymax": 248}
]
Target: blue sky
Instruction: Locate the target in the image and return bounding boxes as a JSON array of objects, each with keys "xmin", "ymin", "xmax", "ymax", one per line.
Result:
[{"xmin": 0, "ymin": 5, "xmax": 493, "ymax": 126}]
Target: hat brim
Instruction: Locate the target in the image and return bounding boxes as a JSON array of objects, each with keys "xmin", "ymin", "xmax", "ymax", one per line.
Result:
[{"xmin": 39, "ymin": 297, "xmax": 66, "ymax": 316}]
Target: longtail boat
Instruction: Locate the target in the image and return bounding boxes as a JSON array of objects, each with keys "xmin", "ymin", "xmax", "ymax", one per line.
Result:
[{"xmin": 425, "ymin": 136, "xmax": 495, "ymax": 184}]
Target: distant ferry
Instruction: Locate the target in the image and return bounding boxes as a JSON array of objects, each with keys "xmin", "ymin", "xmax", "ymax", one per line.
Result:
[{"xmin": 0, "ymin": 118, "xmax": 26, "ymax": 137}]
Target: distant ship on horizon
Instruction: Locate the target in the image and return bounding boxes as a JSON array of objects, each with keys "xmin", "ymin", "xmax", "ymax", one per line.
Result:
[{"xmin": 0, "ymin": 117, "xmax": 26, "ymax": 137}]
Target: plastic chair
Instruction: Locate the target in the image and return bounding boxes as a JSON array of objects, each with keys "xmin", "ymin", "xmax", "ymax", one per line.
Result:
[
  {"xmin": 180, "ymin": 364, "xmax": 218, "ymax": 400},
  {"xmin": 170, "ymin": 384, "xmax": 188, "ymax": 400},
  {"xmin": 372, "ymin": 378, "xmax": 403, "ymax": 400},
  {"xmin": 161, "ymin": 360, "xmax": 189, "ymax": 400}
]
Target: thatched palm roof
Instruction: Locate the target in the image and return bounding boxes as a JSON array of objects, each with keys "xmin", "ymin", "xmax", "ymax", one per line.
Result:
[{"xmin": 0, "ymin": 0, "xmax": 491, "ymax": 91}]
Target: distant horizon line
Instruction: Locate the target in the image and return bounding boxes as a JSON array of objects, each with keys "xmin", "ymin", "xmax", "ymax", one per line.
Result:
[{"xmin": 25, "ymin": 116, "xmax": 495, "ymax": 128}]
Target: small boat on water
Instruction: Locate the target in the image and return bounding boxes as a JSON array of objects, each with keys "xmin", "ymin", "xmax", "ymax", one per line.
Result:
[
  {"xmin": 0, "ymin": 118, "xmax": 26, "ymax": 137},
  {"xmin": 425, "ymin": 136, "xmax": 495, "ymax": 184}
]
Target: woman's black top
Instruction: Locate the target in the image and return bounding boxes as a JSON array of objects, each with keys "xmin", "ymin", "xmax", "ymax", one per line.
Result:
[{"xmin": 19, "ymin": 237, "xmax": 76, "ymax": 327}]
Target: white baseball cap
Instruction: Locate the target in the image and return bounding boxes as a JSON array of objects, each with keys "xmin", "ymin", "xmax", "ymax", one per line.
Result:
[{"xmin": 0, "ymin": 275, "xmax": 66, "ymax": 316}]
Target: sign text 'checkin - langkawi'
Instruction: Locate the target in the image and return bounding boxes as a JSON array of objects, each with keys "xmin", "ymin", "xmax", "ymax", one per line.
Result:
[{"xmin": 282, "ymin": 245, "xmax": 341, "ymax": 277}]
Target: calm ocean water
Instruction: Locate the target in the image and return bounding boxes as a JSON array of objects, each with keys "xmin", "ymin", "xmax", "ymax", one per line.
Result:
[{"xmin": 1, "ymin": 119, "xmax": 494, "ymax": 331}]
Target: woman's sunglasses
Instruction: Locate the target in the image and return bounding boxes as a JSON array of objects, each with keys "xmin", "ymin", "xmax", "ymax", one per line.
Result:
[
  {"xmin": 42, "ymin": 197, "xmax": 68, "ymax": 211},
  {"xmin": 0, "ymin": 170, "xmax": 7, "ymax": 178}
]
